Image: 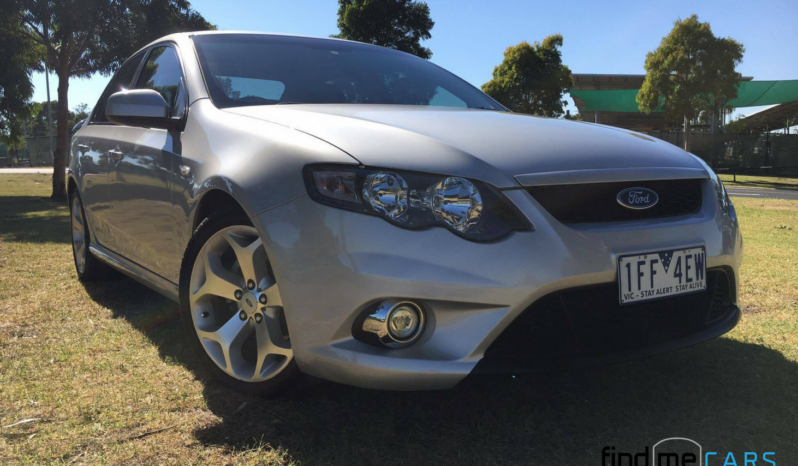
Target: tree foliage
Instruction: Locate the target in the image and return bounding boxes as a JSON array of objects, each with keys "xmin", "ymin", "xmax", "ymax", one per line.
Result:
[
  {"xmin": 0, "ymin": 15, "xmax": 42, "ymax": 137},
  {"xmin": 637, "ymin": 15, "xmax": 744, "ymax": 123},
  {"xmin": 0, "ymin": 0, "xmax": 214, "ymax": 199},
  {"xmin": 481, "ymin": 35, "xmax": 573, "ymax": 117},
  {"xmin": 334, "ymin": 0, "xmax": 434, "ymax": 59}
]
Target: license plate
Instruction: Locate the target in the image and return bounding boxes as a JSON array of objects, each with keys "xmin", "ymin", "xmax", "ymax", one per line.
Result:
[{"xmin": 618, "ymin": 246, "xmax": 706, "ymax": 305}]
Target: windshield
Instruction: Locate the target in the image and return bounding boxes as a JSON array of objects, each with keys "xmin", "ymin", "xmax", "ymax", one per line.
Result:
[{"xmin": 192, "ymin": 34, "xmax": 503, "ymax": 110}]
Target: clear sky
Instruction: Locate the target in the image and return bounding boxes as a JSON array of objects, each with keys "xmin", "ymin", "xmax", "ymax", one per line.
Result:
[{"xmin": 29, "ymin": 0, "xmax": 798, "ymax": 119}]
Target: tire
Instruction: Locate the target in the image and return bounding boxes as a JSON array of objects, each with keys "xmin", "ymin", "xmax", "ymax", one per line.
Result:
[
  {"xmin": 179, "ymin": 211, "xmax": 300, "ymax": 396},
  {"xmin": 69, "ymin": 190, "xmax": 109, "ymax": 281}
]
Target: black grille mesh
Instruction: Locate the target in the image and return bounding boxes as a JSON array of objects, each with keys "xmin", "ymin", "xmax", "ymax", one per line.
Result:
[
  {"xmin": 527, "ymin": 179, "xmax": 703, "ymax": 224},
  {"xmin": 708, "ymin": 272, "xmax": 732, "ymax": 322},
  {"xmin": 485, "ymin": 269, "xmax": 733, "ymax": 361}
]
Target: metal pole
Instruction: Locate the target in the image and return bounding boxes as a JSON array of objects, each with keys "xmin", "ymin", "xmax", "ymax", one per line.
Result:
[
  {"xmin": 44, "ymin": 62, "xmax": 54, "ymax": 163},
  {"xmin": 22, "ymin": 117, "xmax": 28, "ymax": 162}
]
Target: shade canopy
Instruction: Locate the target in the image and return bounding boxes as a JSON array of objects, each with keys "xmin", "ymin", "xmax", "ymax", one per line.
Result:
[{"xmin": 569, "ymin": 80, "xmax": 798, "ymax": 113}]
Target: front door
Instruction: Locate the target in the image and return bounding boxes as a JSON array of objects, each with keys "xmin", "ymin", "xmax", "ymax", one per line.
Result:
[
  {"xmin": 75, "ymin": 52, "xmax": 145, "ymax": 248},
  {"xmin": 107, "ymin": 45, "xmax": 187, "ymax": 280}
]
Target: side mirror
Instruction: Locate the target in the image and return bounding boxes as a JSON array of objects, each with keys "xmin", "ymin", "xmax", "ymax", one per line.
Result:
[{"xmin": 105, "ymin": 89, "xmax": 176, "ymax": 130}]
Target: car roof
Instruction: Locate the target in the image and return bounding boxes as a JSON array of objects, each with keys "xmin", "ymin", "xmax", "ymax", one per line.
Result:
[{"xmin": 140, "ymin": 30, "xmax": 376, "ymax": 54}]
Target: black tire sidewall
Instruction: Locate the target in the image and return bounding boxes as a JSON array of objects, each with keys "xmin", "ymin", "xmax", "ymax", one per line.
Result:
[
  {"xmin": 69, "ymin": 190, "xmax": 101, "ymax": 281},
  {"xmin": 178, "ymin": 212, "xmax": 300, "ymax": 396}
]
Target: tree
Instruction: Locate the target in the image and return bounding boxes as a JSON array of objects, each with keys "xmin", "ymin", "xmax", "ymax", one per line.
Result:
[
  {"xmin": 637, "ymin": 15, "xmax": 744, "ymax": 151},
  {"xmin": 481, "ymin": 35, "xmax": 573, "ymax": 117},
  {"xmin": 0, "ymin": 16, "xmax": 42, "ymax": 139},
  {"xmin": 69, "ymin": 103, "xmax": 89, "ymax": 130},
  {"xmin": 334, "ymin": 0, "xmax": 434, "ymax": 59},
  {"xmin": 723, "ymin": 116, "xmax": 756, "ymax": 134},
  {"xmin": 1, "ymin": 0, "xmax": 214, "ymax": 200}
]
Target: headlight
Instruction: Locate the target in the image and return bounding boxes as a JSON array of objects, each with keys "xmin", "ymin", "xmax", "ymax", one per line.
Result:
[
  {"xmin": 692, "ymin": 156, "xmax": 732, "ymax": 215},
  {"xmin": 303, "ymin": 164, "xmax": 531, "ymax": 241}
]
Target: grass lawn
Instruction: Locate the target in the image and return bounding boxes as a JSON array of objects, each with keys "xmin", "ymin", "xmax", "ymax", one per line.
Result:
[
  {"xmin": 1, "ymin": 174, "xmax": 797, "ymax": 465},
  {"xmin": 718, "ymin": 173, "xmax": 798, "ymax": 191}
]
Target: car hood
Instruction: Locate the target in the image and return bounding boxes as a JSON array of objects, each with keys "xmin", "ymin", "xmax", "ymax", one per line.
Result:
[{"xmin": 223, "ymin": 105, "xmax": 707, "ymax": 188}]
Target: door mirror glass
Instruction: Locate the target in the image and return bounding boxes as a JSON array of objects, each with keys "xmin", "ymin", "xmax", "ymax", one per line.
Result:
[
  {"xmin": 105, "ymin": 89, "xmax": 173, "ymax": 129},
  {"xmin": 136, "ymin": 46, "xmax": 186, "ymax": 119}
]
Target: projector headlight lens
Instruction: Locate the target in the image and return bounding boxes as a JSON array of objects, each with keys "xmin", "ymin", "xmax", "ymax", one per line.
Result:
[
  {"xmin": 430, "ymin": 177, "xmax": 482, "ymax": 232},
  {"xmin": 691, "ymin": 155, "xmax": 733, "ymax": 215},
  {"xmin": 363, "ymin": 172, "xmax": 409, "ymax": 220},
  {"xmin": 304, "ymin": 164, "xmax": 531, "ymax": 241}
]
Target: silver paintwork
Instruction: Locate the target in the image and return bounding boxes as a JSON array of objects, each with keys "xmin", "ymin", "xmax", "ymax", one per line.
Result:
[
  {"xmin": 106, "ymin": 89, "xmax": 169, "ymax": 119},
  {"xmin": 68, "ymin": 32, "xmax": 743, "ymax": 390}
]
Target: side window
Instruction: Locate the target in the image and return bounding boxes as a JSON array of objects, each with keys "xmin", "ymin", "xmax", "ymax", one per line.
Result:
[
  {"xmin": 429, "ymin": 87, "xmax": 467, "ymax": 108},
  {"xmin": 92, "ymin": 53, "xmax": 144, "ymax": 123},
  {"xmin": 136, "ymin": 46, "xmax": 185, "ymax": 118}
]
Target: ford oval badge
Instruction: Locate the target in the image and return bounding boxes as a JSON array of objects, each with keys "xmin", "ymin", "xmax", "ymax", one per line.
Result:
[{"xmin": 617, "ymin": 187, "xmax": 659, "ymax": 210}]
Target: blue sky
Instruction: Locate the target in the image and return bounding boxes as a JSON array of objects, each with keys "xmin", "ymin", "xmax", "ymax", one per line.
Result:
[{"xmin": 30, "ymin": 0, "xmax": 798, "ymax": 119}]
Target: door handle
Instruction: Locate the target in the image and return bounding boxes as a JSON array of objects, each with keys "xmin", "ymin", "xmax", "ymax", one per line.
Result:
[{"xmin": 108, "ymin": 150, "xmax": 124, "ymax": 161}]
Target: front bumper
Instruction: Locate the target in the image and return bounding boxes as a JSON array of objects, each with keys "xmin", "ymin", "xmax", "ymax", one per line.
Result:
[{"xmin": 252, "ymin": 180, "xmax": 743, "ymax": 390}]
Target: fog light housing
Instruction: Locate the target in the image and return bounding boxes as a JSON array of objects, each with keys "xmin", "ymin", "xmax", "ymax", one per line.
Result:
[{"xmin": 354, "ymin": 300, "xmax": 426, "ymax": 348}]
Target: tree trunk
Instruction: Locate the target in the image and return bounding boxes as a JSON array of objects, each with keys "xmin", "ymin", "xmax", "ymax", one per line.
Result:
[
  {"xmin": 51, "ymin": 66, "xmax": 70, "ymax": 201},
  {"xmin": 683, "ymin": 116, "xmax": 691, "ymax": 152}
]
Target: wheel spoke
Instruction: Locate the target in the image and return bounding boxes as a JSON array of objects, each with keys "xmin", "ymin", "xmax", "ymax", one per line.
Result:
[
  {"xmin": 261, "ymin": 283, "xmax": 282, "ymax": 307},
  {"xmin": 72, "ymin": 204, "xmax": 83, "ymax": 225},
  {"xmin": 197, "ymin": 314, "xmax": 251, "ymax": 371},
  {"xmin": 223, "ymin": 232, "xmax": 266, "ymax": 286},
  {"xmin": 75, "ymin": 241, "xmax": 85, "ymax": 263},
  {"xmin": 191, "ymin": 249, "xmax": 243, "ymax": 303},
  {"xmin": 254, "ymin": 308, "xmax": 291, "ymax": 376}
]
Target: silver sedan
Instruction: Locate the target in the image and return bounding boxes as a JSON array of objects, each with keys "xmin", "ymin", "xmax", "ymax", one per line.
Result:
[{"xmin": 68, "ymin": 32, "xmax": 743, "ymax": 394}]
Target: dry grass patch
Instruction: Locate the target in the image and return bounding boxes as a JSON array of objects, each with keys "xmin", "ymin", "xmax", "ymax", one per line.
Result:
[
  {"xmin": 1, "ymin": 175, "xmax": 797, "ymax": 465},
  {"xmin": 719, "ymin": 173, "xmax": 798, "ymax": 191}
]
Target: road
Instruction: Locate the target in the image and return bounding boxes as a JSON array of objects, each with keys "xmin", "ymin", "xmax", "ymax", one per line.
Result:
[
  {"xmin": 726, "ymin": 188, "xmax": 798, "ymax": 201},
  {"xmin": 0, "ymin": 167, "xmax": 55, "ymax": 174}
]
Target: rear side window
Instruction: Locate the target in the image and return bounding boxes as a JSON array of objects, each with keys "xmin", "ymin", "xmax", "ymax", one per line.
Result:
[
  {"xmin": 92, "ymin": 54, "xmax": 144, "ymax": 123},
  {"xmin": 136, "ymin": 46, "xmax": 185, "ymax": 118}
]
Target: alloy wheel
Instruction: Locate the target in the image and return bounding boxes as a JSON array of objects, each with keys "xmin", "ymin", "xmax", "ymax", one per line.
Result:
[
  {"xmin": 189, "ymin": 226, "xmax": 292, "ymax": 382},
  {"xmin": 71, "ymin": 196, "xmax": 87, "ymax": 274}
]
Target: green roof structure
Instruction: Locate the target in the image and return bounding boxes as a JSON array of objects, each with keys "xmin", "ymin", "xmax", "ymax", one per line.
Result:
[{"xmin": 570, "ymin": 80, "xmax": 798, "ymax": 113}]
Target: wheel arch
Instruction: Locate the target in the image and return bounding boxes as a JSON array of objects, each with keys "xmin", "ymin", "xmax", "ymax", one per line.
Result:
[
  {"xmin": 192, "ymin": 188, "xmax": 250, "ymax": 232},
  {"xmin": 66, "ymin": 173, "xmax": 79, "ymax": 200}
]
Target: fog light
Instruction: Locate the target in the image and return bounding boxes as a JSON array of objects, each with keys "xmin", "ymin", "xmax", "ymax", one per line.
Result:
[
  {"xmin": 355, "ymin": 300, "xmax": 426, "ymax": 348},
  {"xmin": 388, "ymin": 305, "xmax": 420, "ymax": 340}
]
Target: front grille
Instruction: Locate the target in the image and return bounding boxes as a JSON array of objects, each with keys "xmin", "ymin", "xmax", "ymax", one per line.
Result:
[
  {"xmin": 484, "ymin": 269, "xmax": 734, "ymax": 363},
  {"xmin": 527, "ymin": 179, "xmax": 702, "ymax": 224}
]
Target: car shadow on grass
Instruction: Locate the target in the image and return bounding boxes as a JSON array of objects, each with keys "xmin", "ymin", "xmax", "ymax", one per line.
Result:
[
  {"xmin": 0, "ymin": 196, "xmax": 70, "ymax": 243},
  {"xmin": 83, "ymin": 277, "xmax": 798, "ymax": 465}
]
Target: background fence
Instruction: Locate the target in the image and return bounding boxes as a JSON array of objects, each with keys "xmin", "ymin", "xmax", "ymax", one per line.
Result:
[
  {"xmin": 0, "ymin": 136, "xmax": 52, "ymax": 167},
  {"xmin": 3, "ymin": 131, "xmax": 798, "ymax": 177},
  {"xmin": 646, "ymin": 132, "xmax": 798, "ymax": 177},
  {"xmin": 25, "ymin": 136, "xmax": 54, "ymax": 166}
]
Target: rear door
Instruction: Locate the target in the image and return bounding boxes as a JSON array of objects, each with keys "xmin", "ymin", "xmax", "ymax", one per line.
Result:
[
  {"xmin": 74, "ymin": 53, "xmax": 144, "ymax": 248},
  {"xmin": 106, "ymin": 44, "xmax": 188, "ymax": 280}
]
